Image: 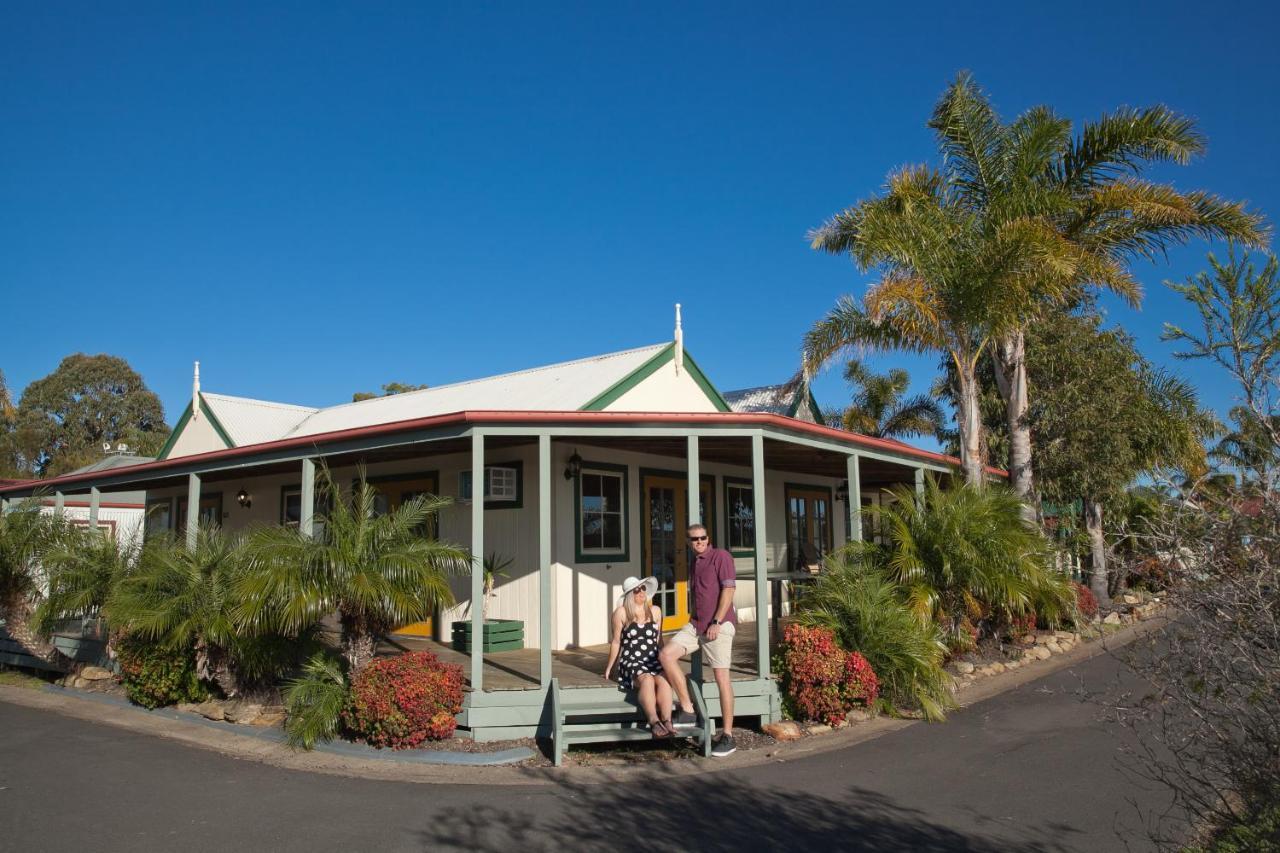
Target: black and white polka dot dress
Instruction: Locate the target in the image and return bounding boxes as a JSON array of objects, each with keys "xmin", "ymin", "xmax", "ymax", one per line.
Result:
[{"xmin": 617, "ymin": 621, "xmax": 662, "ymax": 692}]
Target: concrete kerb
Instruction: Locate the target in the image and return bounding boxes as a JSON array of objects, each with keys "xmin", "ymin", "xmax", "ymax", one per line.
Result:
[{"xmin": 0, "ymin": 618, "xmax": 1162, "ymax": 786}]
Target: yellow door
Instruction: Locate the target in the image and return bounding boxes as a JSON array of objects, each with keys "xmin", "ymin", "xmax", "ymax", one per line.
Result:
[
  {"xmin": 643, "ymin": 475, "xmax": 714, "ymax": 632},
  {"xmin": 375, "ymin": 476, "xmax": 440, "ymax": 637}
]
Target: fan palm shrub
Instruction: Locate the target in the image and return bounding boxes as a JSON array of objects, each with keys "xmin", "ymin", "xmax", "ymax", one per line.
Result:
[
  {"xmin": 866, "ymin": 478, "xmax": 1074, "ymax": 649},
  {"xmin": 282, "ymin": 651, "xmax": 348, "ymax": 749},
  {"xmin": 0, "ymin": 500, "xmax": 76, "ymax": 664},
  {"xmin": 34, "ymin": 524, "xmax": 137, "ymax": 639},
  {"xmin": 795, "ymin": 552, "xmax": 953, "ymax": 721},
  {"xmin": 108, "ymin": 526, "xmax": 305, "ymax": 698},
  {"xmin": 240, "ymin": 467, "xmax": 470, "ymax": 672}
]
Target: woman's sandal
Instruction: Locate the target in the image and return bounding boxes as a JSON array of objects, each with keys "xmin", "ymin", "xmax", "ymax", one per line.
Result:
[{"xmin": 650, "ymin": 719, "xmax": 674, "ymax": 739}]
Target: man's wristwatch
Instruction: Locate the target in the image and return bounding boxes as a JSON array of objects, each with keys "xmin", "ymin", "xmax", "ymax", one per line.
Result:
[{"xmin": 709, "ymin": 619, "xmax": 720, "ymax": 626}]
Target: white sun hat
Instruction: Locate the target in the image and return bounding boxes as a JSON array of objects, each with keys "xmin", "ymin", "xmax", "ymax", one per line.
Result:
[{"xmin": 618, "ymin": 575, "xmax": 659, "ymax": 605}]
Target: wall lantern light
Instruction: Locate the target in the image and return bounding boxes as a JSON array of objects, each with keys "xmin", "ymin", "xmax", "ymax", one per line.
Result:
[
  {"xmin": 564, "ymin": 450, "xmax": 582, "ymax": 481},
  {"xmin": 236, "ymin": 489, "xmax": 252, "ymax": 509},
  {"xmin": 835, "ymin": 480, "xmax": 850, "ymax": 502}
]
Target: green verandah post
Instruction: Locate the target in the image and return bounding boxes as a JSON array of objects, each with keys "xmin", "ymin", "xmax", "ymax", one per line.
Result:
[
  {"xmin": 185, "ymin": 473, "xmax": 200, "ymax": 550},
  {"xmin": 54, "ymin": 490, "xmax": 65, "ymax": 516},
  {"xmin": 915, "ymin": 467, "xmax": 925, "ymax": 502},
  {"xmin": 687, "ymin": 435, "xmax": 702, "ymax": 684},
  {"xmin": 300, "ymin": 457, "xmax": 315, "ymax": 539},
  {"xmin": 539, "ymin": 434, "xmax": 552, "ymax": 687},
  {"xmin": 89, "ymin": 486, "xmax": 100, "ymax": 529},
  {"xmin": 846, "ymin": 453, "xmax": 861, "ymax": 543},
  {"xmin": 470, "ymin": 430, "xmax": 485, "ymax": 691},
  {"xmin": 751, "ymin": 432, "xmax": 769, "ymax": 679}
]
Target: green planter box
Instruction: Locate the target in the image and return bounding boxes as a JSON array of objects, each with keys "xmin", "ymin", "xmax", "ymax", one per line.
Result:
[{"xmin": 451, "ymin": 619, "xmax": 524, "ymax": 653}]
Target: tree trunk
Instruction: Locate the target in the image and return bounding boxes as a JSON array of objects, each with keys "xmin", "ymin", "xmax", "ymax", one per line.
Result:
[
  {"xmin": 994, "ymin": 332, "xmax": 1037, "ymax": 523},
  {"xmin": 957, "ymin": 363, "xmax": 986, "ymax": 486},
  {"xmin": 340, "ymin": 612, "xmax": 377, "ymax": 672},
  {"xmin": 1085, "ymin": 498, "xmax": 1111, "ymax": 608},
  {"xmin": 0, "ymin": 596, "xmax": 67, "ymax": 670}
]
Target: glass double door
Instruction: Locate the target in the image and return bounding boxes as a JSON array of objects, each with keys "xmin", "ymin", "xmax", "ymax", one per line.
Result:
[
  {"xmin": 643, "ymin": 474, "xmax": 710, "ymax": 632},
  {"xmin": 786, "ymin": 486, "xmax": 832, "ymax": 570}
]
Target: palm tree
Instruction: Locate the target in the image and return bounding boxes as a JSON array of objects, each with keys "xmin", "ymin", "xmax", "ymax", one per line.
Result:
[
  {"xmin": 827, "ymin": 360, "xmax": 944, "ymax": 440},
  {"xmin": 108, "ymin": 526, "xmax": 265, "ymax": 697},
  {"xmin": 806, "ymin": 166, "xmax": 1083, "ymax": 484},
  {"xmin": 0, "ymin": 500, "xmax": 74, "ymax": 665},
  {"xmin": 240, "ymin": 468, "xmax": 469, "ymax": 672},
  {"xmin": 34, "ymin": 523, "xmax": 137, "ymax": 640},
  {"xmin": 861, "ymin": 478, "xmax": 1074, "ymax": 650},
  {"xmin": 927, "ymin": 74, "xmax": 1267, "ymax": 515},
  {"xmin": 1211, "ymin": 406, "xmax": 1279, "ymax": 489}
]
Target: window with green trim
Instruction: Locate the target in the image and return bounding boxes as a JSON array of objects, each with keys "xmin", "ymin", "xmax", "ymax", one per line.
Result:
[
  {"xmin": 580, "ymin": 468, "xmax": 625, "ymax": 554},
  {"xmin": 726, "ymin": 481, "xmax": 755, "ymax": 552}
]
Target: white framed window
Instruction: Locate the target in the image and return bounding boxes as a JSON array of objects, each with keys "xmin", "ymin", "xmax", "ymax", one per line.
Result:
[
  {"xmin": 459, "ymin": 463, "xmax": 522, "ymax": 508},
  {"xmin": 576, "ymin": 463, "xmax": 628, "ymax": 561}
]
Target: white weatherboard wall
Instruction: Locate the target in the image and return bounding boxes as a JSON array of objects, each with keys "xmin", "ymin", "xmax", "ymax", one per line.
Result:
[{"xmin": 604, "ymin": 361, "xmax": 722, "ymax": 412}]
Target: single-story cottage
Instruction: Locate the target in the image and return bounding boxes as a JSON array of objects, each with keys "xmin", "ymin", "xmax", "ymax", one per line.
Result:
[{"xmin": 1, "ymin": 311, "xmax": 981, "ymax": 744}]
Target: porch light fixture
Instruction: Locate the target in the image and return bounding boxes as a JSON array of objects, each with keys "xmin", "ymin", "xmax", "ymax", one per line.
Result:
[
  {"xmin": 236, "ymin": 489, "xmax": 252, "ymax": 509},
  {"xmin": 564, "ymin": 451, "xmax": 582, "ymax": 481},
  {"xmin": 835, "ymin": 480, "xmax": 849, "ymax": 502}
]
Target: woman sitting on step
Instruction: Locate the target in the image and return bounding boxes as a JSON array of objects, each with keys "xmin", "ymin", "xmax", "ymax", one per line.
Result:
[{"xmin": 604, "ymin": 576, "xmax": 675, "ymax": 739}]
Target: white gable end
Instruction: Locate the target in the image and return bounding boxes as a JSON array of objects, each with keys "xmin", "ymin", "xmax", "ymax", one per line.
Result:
[
  {"xmin": 604, "ymin": 360, "xmax": 721, "ymax": 412},
  {"xmin": 166, "ymin": 409, "xmax": 230, "ymax": 459}
]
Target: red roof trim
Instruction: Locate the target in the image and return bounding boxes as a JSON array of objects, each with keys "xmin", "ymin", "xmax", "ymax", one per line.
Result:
[{"xmin": 0, "ymin": 410, "xmax": 1006, "ymax": 493}]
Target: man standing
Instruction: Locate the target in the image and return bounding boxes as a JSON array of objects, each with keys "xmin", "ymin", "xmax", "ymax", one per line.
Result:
[{"xmin": 659, "ymin": 522, "xmax": 737, "ymax": 757}]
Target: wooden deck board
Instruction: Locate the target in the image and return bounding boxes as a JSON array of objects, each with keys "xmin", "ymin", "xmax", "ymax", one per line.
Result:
[{"xmin": 379, "ymin": 622, "xmax": 765, "ymax": 692}]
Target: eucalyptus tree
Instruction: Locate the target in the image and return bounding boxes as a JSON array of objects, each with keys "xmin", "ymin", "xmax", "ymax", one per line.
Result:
[
  {"xmin": 241, "ymin": 468, "xmax": 470, "ymax": 672},
  {"xmin": 826, "ymin": 360, "xmax": 944, "ymax": 440},
  {"xmin": 928, "ymin": 75, "xmax": 1266, "ymax": 515}
]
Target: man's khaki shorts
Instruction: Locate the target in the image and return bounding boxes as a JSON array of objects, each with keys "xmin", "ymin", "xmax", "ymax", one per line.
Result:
[{"xmin": 669, "ymin": 621, "xmax": 735, "ymax": 669}]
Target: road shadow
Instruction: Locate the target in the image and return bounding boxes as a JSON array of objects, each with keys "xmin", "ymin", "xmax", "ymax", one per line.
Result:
[{"xmin": 413, "ymin": 776, "xmax": 1076, "ymax": 852}]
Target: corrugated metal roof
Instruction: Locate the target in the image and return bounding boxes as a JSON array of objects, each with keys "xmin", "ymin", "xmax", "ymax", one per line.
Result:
[
  {"xmin": 283, "ymin": 344, "xmax": 667, "ymax": 438},
  {"xmin": 66, "ymin": 454, "xmax": 156, "ymax": 474},
  {"xmin": 201, "ymin": 393, "xmax": 318, "ymax": 446},
  {"xmin": 722, "ymin": 384, "xmax": 795, "ymax": 416}
]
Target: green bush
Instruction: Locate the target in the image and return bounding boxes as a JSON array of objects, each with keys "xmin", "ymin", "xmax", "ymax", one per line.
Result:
[
  {"xmin": 282, "ymin": 652, "xmax": 349, "ymax": 750},
  {"xmin": 115, "ymin": 635, "xmax": 207, "ymax": 709},
  {"xmin": 864, "ymin": 480, "xmax": 1074, "ymax": 650},
  {"xmin": 1188, "ymin": 801, "xmax": 1280, "ymax": 852},
  {"xmin": 343, "ymin": 651, "xmax": 464, "ymax": 748},
  {"xmin": 795, "ymin": 553, "xmax": 954, "ymax": 721}
]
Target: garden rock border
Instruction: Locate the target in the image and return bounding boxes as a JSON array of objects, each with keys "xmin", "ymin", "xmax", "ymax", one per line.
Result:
[{"xmin": 0, "ymin": 615, "xmax": 1164, "ymax": 786}]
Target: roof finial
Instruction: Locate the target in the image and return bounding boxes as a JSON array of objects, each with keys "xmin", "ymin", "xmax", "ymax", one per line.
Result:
[
  {"xmin": 192, "ymin": 361, "xmax": 201, "ymax": 421},
  {"xmin": 674, "ymin": 304, "xmax": 684, "ymax": 376}
]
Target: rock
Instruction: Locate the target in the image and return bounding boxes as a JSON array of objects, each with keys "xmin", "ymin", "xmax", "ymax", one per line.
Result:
[
  {"xmin": 1030, "ymin": 646, "xmax": 1052, "ymax": 661},
  {"xmin": 250, "ymin": 708, "xmax": 287, "ymax": 728},
  {"xmin": 1103, "ymin": 611, "xmax": 1122, "ymax": 625},
  {"xmin": 1046, "ymin": 642, "xmax": 1063, "ymax": 655},
  {"xmin": 762, "ymin": 721, "xmax": 803, "ymax": 742},
  {"xmin": 1071, "ymin": 633, "xmax": 1081, "ymax": 643},
  {"xmin": 846, "ymin": 709, "xmax": 873, "ymax": 723},
  {"xmin": 808, "ymin": 724, "xmax": 832, "ymax": 735},
  {"xmin": 1054, "ymin": 631, "xmax": 1074, "ymax": 641},
  {"xmin": 1033, "ymin": 632, "xmax": 1051, "ymax": 645},
  {"xmin": 71, "ymin": 677, "xmax": 90, "ymax": 689},
  {"xmin": 1005, "ymin": 659, "xmax": 1020, "ymax": 670},
  {"xmin": 989, "ymin": 662, "xmax": 1006, "ymax": 674},
  {"xmin": 79, "ymin": 666, "xmax": 113, "ymax": 681},
  {"xmin": 226, "ymin": 702, "xmax": 263, "ymax": 725},
  {"xmin": 192, "ymin": 700, "xmax": 226, "ymax": 721},
  {"xmin": 953, "ymin": 661, "xmax": 975, "ymax": 675},
  {"xmin": 1121, "ymin": 593, "xmax": 1141, "ymax": 605}
]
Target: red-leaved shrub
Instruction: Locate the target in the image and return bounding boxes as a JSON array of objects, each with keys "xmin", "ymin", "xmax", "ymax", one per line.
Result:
[
  {"xmin": 1074, "ymin": 582, "xmax": 1099, "ymax": 621},
  {"xmin": 779, "ymin": 624, "xmax": 879, "ymax": 726},
  {"xmin": 1006, "ymin": 611, "xmax": 1037, "ymax": 640},
  {"xmin": 343, "ymin": 651, "xmax": 464, "ymax": 749}
]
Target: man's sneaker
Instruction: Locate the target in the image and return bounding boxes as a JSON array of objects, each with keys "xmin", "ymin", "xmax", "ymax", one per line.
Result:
[
  {"xmin": 710, "ymin": 734, "xmax": 736, "ymax": 757},
  {"xmin": 671, "ymin": 709, "xmax": 698, "ymax": 729}
]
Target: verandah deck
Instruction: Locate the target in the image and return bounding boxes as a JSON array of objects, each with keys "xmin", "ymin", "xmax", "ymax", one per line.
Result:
[{"xmin": 377, "ymin": 622, "xmax": 783, "ymax": 741}]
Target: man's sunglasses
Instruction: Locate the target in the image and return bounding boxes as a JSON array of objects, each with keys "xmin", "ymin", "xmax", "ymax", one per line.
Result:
[{"xmin": 688, "ymin": 535, "xmax": 708, "ymax": 542}]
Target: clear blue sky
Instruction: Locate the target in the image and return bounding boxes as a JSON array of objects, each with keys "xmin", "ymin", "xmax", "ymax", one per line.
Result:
[{"xmin": 3, "ymin": 2, "xmax": 1277, "ymax": 451}]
